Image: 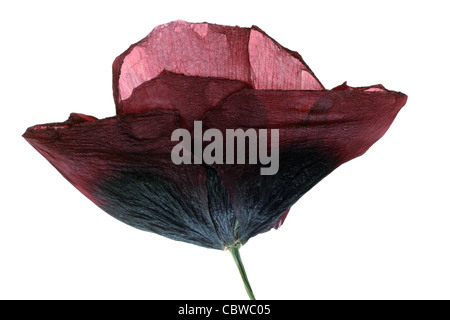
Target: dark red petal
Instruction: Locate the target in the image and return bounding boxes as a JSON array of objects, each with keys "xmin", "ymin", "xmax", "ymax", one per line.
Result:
[
  {"xmin": 23, "ymin": 112, "xmax": 243, "ymax": 250},
  {"xmin": 201, "ymin": 85, "xmax": 407, "ymax": 239},
  {"xmin": 117, "ymin": 71, "xmax": 250, "ymax": 129},
  {"xmin": 23, "ymin": 83, "xmax": 406, "ymax": 248},
  {"xmin": 113, "ymin": 20, "xmax": 323, "ymax": 109},
  {"xmin": 204, "ymin": 85, "xmax": 407, "ymax": 162},
  {"xmin": 23, "ymin": 111, "xmax": 176, "ymax": 204},
  {"xmin": 113, "ymin": 20, "xmax": 252, "ymax": 106}
]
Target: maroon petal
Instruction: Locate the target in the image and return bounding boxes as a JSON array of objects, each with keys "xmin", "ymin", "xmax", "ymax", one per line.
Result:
[
  {"xmin": 203, "ymin": 84, "xmax": 407, "ymax": 162},
  {"xmin": 23, "ymin": 111, "xmax": 177, "ymax": 205},
  {"xmin": 201, "ymin": 85, "xmax": 407, "ymax": 239},
  {"xmin": 24, "ymin": 84, "xmax": 405, "ymax": 248},
  {"xmin": 117, "ymin": 71, "xmax": 250, "ymax": 129},
  {"xmin": 113, "ymin": 20, "xmax": 323, "ymax": 108},
  {"xmin": 113, "ymin": 20, "xmax": 251, "ymax": 106},
  {"xmin": 24, "ymin": 20, "xmax": 407, "ymax": 253},
  {"xmin": 23, "ymin": 111, "xmax": 243, "ymax": 249}
]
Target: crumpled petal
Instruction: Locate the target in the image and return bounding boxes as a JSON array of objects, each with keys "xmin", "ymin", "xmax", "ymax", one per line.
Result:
[
  {"xmin": 201, "ymin": 84, "xmax": 407, "ymax": 240},
  {"xmin": 248, "ymin": 26, "xmax": 324, "ymax": 91},
  {"xmin": 24, "ymin": 111, "xmax": 231, "ymax": 249},
  {"xmin": 117, "ymin": 70, "xmax": 249, "ymax": 129},
  {"xmin": 21, "ymin": 111, "xmax": 334, "ymax": 248},
  {"xmin": 23, "ymin": 81, "xmax": 406, "ymax": 248},
  {"xmin": 24, "ymin": 20, "xmax": 407, "ymax": 250},
  {"xmin": 203, "ymin": 83, "xmax": 407, "ymax": 162},
  {"xmin": 113, "ymin": 20, "xmax": 323, "ymax": 108}
]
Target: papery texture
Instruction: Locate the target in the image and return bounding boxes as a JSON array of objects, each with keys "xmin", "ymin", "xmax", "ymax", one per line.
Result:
[
  {"xmin": 24, "ymin": 20, "xmax": 407, "ymax": 250},
  {"xmin": 113, "ymin": 21, "xmax": 323, "ymax": 107}
]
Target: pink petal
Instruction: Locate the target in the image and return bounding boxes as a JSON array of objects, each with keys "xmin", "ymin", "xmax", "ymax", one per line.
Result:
[
  {"xmin": 117, "ymin": 71, "xmax": 249, "ymax": 130},
  {"xmin": 113, "ymin": 20, "xmax": 323, "ymax": 109},
  {"xmin": 248, "ymin": 26, "xmax": 324, "ymax": 90},
  {"xmin": 113, "ymin": 20, "xmax": 251, "ymax": 106}
]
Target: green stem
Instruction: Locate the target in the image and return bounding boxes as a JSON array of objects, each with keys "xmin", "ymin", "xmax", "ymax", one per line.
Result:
[{"xmin": 229, "ymin": 246, "xmax": 256, "ymax": 300}]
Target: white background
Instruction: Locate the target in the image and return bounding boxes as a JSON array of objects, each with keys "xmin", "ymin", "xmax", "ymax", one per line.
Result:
[{"xmin": 1, "ymin": 0, "xmax": 449, "ymax": 300}]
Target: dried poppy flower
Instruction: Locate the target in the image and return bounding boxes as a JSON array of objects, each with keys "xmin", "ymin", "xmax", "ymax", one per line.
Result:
[{"xmin": 23, "ymin": 20, "xmax": 407, "ymax": 299}]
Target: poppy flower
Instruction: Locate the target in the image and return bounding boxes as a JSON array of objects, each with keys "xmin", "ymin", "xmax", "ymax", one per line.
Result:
[{"xmin": 23, "ymin": 20, "xmax": 407, "ymax": 299}]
